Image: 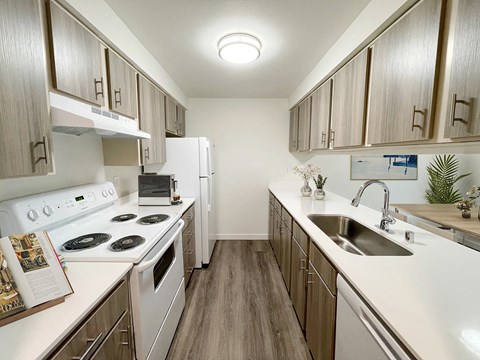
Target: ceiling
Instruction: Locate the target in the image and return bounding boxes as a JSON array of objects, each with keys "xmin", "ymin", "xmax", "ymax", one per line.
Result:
[{"xmin": 105, "ymin": 0, "xmax": 371, "ymax": 98}]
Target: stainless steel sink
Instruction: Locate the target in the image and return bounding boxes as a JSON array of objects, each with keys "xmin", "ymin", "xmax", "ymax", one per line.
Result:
[{"xmin": 308, "ymin": 214, "xmax": 412, "ymax": 256}]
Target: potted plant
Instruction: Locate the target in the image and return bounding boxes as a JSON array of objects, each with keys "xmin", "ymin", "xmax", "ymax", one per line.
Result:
[
  {"xmin": 292, "ymin": 164, "xmax": 320, "ymax": 197},
  {"xmin": 455, "ymin": 198, "xmax": 476, "ymax": 219},
  {"xmin": 313, "ymin": 174, "xmax": 327, "ymax": 200}
]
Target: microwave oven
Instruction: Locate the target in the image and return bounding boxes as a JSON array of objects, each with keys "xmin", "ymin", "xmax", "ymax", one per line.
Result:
[{"xmin": 138, "ymin": 174, "xmax": 175, "ymax": 206}]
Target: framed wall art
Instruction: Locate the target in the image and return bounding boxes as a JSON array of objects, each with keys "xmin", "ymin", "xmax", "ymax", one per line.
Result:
[{"xmin": 351, "ymin": 155, "xmax": 418, "ymax": 180}]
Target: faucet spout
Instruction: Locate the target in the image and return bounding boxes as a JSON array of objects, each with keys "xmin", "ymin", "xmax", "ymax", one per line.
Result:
[{"xmin": 351, "ymin": 180, "xmax": 396, "ymax": 231}]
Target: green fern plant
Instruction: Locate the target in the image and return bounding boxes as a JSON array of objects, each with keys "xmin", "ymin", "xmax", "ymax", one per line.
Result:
[{"xmin": 425, "ymin": 155, "xmax": 471, "ymax": 204}]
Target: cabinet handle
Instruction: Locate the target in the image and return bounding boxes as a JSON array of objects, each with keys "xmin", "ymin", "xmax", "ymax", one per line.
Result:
[
  {"xmin": 450, "ymin": 93, "xmax": 469, "ymax": 126},
  {"xmin": 114, "ymin": 89, "xmax": 122, "ymax": 107},
  {"xmin": 144, "ymin": 147, "xmax": 150, "ymax": 160},
  {"xmin": 94, "ymin": 77, "xmax": 104, "ymax": 100},
  {"xmin": 306, "ymin": 272, "xmax": 314, "ymax": 285},
  {"xmin": 187, "ymin": 249, "xmax": 194, "ymax": 255},
  {"xmin": 120, "ymin": 327, "xmax": 130, "ymax": 348},
  {"xmin": 411, "ymin": 105, "xmax": 423, "ymax": 131},
  {"xmin": 330, "ymin": 130, "xmax": 335, "ymax": 148},
  {"xmin": 321, "ymin": 132, "xmax": 326, "ymax": 145},
  {"xmin": 299, "ymin": 258, "xmax": 306, "ymax": 271},
  {"xmin": 71, "ymin": 332, "xmax": 103, "ymax": 360},
  {"xmin": 32, "ymin": 136, "xmax": 49, "ymax": 171}
]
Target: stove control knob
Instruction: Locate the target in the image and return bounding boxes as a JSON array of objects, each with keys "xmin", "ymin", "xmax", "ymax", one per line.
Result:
[
  {"xmin": 43, "ymin": 205, "xmax": 54, "ymax": 217},
  {"xmin": 102, "ymin": 190, "xmax": 108, "ymax": 198},
  {"xmin": 27, "ymin": 209, "xmax": 39, "ymax": 221},
  {"xmin": 108, "ymin": 188, "xmax": 115, "ymax": 196}
]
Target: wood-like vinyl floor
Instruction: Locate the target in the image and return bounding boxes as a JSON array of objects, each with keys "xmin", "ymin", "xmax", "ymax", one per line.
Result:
[{"xmin": 166, "ymin": 240, "xmax": 312, "ymax": 360}]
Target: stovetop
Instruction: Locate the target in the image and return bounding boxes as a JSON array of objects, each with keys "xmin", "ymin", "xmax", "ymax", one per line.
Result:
[{"xmin": 48, "ymin": 197, "xmax": 182, "ymax": 263}]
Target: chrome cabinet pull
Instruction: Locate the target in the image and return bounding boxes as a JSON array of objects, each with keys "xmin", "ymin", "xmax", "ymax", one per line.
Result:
[
  {"xmin": 72, "ymin": 332, "xmax": 103, "ymax": 360},
  {"xmin": 94, "ymin": 77, "xmax": 104, "ymax": 100},
  {"xmin": 306, "ymin": 272, "xmax": 314, "ymax": 285},
  {"xmin": 120, "ymin": 327, "xmax": 130, "ymax": 347},
  {"xmin": 330, "ymin": 130, "xmax": 335, "ymax": 147},
  {"xmin": 450, "ymin": 93, "xmax": 469, "ymax": 126},
  {"xmin": 299, "ymin": 258, "xmax": 306, "ymax": 271},
  {"xmin": 114, "ymin": 89, "xmax": 122, "ymax": 107},
  {"xmin": 144, "ymin": 147, "xmax": 150, "ymax": 160},
  {"xmin": 411, "ymin": 105, "xmax": 423, "ymax": 131},
  {"xmin": 321, "ymin": 132, "xmax": 326, "ymax": 145}
]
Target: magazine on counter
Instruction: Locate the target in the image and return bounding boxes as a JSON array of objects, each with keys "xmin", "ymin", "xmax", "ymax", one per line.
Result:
[{"xmin": 0, "ymin": 231, "xmax": 73, "ymax": 322}]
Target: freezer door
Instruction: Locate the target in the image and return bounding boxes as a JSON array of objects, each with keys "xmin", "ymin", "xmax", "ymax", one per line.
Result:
[{"xmin": 199, "ymin": 137, "xmax": 215, "ymax": 177}]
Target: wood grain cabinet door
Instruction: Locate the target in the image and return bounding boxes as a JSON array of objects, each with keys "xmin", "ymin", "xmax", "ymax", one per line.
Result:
[
  {"xmin": 297, "ymin": 98, "xmax": 312, "ymax": 152},
  {"xmin": 310, "ymin": 81, "xmax": 332, "ymax": 150},
  {"xmin": 290, "ymin": 239, "xmax": 307, "ymax": 330},
  {"xmin": 0, "ymin": 0, "xmax": 53, "ymax": 178},
  {"xmin": 49, "ymin": 1, "xmax": 104, "ymax": 106},
  {"xmin": 306, "ymin": 266, "xmax": 336, "ymax": 360},
  {"xmin": 106, "ymin": 49, "xmax": 138, "ymax": 118},
  {"xmin": 165, "ymin": 96, "xmax": 178, "ymax": 134},
  {"xmin": 91, "ymin": 311, "xmax": 133, "ymax": 360},
  {"xmin": 331, "ymin": 49, "xmax": 369, "ymax": 148},
  {"xmin": 289, "ymin": 108, "xmax": 299, "ymax": 152},
  {"xmin": 176, "ymin": 106, "xmax": 186, "ymax": 137},
  {"xmin": 138, "ymin": 75, "xmax": 166, "ymax": 165},
  {"xmin": 280, "ymin": 223, "xmax": 292, "ymax": 292},
  {"xmin": 444, "ymin": 0, "xmax": 480, "ymax": 138},
  {"xmin": 367, "ymin": 0, "xmax": 443, "ymax": 144},
  {"xmin": 273, "ymin": 209, "xmax": 282, "ymax": 263},
  {"xmin": 268, "ymin": 201, "xmax": 274, "ymax": 246}
]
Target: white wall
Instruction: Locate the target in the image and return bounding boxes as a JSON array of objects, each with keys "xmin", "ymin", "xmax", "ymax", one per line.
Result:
[
  {"xmin": 289, "ymin": 0, "xmax": 415, "ymax": 107},
  {"xmin": 186, "ymin": 98, "xmax": 295, "ymax": 239},
  {"xmin": 0, "ymin": 133, "xmax": 105, "ymax": 202}
]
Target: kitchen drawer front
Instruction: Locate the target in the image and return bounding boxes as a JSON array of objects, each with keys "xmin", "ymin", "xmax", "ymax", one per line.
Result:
[
  {"xmin": 181, "ymin": 205, "xmax": 195, "ymax": 227},
  {"xmin": 309, "ymin": 243, "xmax": 337, "ymax": 295},
  {"xmin": 281, "ymin": 208, "xmax": 293, "ymax": 232},
  {"xmin": 274, "ymin": 198, "xmax": 282, "ymax": 212},
  {"xmin": 183, "ymin": 233, "xmax": 195, "ymax": 285},
  {"xmin": 182, "ymin": 220, "xmax": 195, "ymax": 250},
  {"xmin": 269, "ymin": 192, "xmax": 275, "ymax": 204},
  {"xmin": 91, "ymin": 310, "xmax": 132, "ymax": 360},
  {"xmin": 51, "ymin": 280, "xmax": 129, "ymax": 360},
  {"xmin": 293, "ymin": 221, "xmax": 309, "ymax": 254}
]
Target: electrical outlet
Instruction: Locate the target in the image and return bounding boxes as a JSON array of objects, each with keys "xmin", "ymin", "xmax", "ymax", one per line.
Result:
[{"xmin": 113, "ymin": 176, "xmax": 120, "ymax": 192}]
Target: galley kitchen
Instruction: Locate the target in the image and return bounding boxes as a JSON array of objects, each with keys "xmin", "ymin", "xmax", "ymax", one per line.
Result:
[{"xmin": 1, "ymin": 0, "xmax": 480, "ymax": 359}]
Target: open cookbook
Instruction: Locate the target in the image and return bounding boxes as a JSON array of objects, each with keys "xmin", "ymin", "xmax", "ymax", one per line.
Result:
[{"xmin": 0, "ymin": 231, "xmax": 73, "ymax": 324}]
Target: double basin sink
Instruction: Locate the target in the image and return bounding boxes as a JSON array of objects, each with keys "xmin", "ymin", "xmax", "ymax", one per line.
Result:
[{"xmin": 308, "ymin": 215, "xmax": 412, "ymax": 256}]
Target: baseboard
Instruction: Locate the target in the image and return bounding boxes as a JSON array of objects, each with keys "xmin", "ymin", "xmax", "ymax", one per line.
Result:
[{"xmin": 216, "ymin": 234, "xmax": 268, "ymax": 240}]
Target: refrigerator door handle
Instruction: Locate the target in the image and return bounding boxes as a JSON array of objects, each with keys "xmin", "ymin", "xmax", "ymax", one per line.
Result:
[
  {"xmin": 207, "ymin": 176, "xmax": 212, "ymax": 212},
  {"xmin": 206, "ymin": 143, "xmax": 212, "ymax": 175}
]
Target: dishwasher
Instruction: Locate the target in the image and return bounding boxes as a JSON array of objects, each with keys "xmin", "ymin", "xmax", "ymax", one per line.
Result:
[{"xmin": 335, "ymin": 275, "xmax": 414, "ymax": 360}]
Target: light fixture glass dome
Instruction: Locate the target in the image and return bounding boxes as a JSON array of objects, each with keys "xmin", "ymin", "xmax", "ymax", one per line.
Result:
[{"xmin": 218, "ymin": 33, "xmax": 261, "ymax": 64}]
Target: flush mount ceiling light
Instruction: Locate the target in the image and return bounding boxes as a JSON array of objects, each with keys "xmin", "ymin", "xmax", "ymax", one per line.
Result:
[{"xmin": 218, "ymin": 33, "xmax": 261, "ymax": 64}]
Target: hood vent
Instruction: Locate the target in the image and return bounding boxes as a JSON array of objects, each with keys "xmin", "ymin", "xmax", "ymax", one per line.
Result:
[{"xmin": 50, "ymin": 92, "xmax": 150, "ymax": 139}]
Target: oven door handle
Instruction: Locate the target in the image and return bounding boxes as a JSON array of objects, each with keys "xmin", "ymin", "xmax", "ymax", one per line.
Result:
[{"xmin": 136, "ymin": 219, "xmax": 185, "ymax": 273}]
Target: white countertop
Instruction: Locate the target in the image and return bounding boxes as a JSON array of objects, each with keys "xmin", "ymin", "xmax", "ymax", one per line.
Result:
[
  {"xmin": 269, "ymin": 181, "xmax": 480, "ymax": 360},
  {"xmin": 0, "ymin": 262, "xmax": 132, "ymax": 360}
]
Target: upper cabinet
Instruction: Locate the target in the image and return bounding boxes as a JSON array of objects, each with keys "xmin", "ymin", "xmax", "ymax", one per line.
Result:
[
  {"xmin": 297, "ymin": 97, "xmax": 312, "ymax": 152},
  {"xmin": 330, "ymin": 49, "xmax": 369, "ymax": 148},
  {"xmin": 310, "ymin": 80, "xmax": 332, "ymax": 151},
  {"xmin": 138, "ymin": 75, "xmax": 166, "ymax": 165},
  {"xmin": 176, "ymin": 105, "xmax": 186, "ymax": 137},
  {"xmin": 106, "ymin": 49, "xmax": 138, "ymax": 118},
  {"xmin": 289, "ymin": 108, "xmax": 299, "ymax": 152},
  {"xmin": 444, "ymin": 0, "xmax": 480, "ymax": 139},
  {"xmin": 367, "ymin": 0, "xmax": 443, "ymax": 145},
  {"xmin": 0, "ymin": 0, "xmax": 53, "ymax": 178},
  {"xmin": 165, "ymin": 96, "xmax": 186, "ymax": 137},
  {"xmin": 48, "ymin": 1, "xmax": 105, "ymax": 106}
]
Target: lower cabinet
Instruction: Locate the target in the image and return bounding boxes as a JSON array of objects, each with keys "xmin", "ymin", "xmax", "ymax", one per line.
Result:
[
  {"xmin": 268, "ymin": 199, "xmax": 274, "ymax": 246},
  {"xmin": 272, "ymin": 207, "xmax": 282, "ymax": 263},
  {"xmin": 182, "ymin": 204, "xmax": 196, "ymax": 286},
  {"xmin": 50, "ymin": 278, "xmax": 134, "ymax": 360},
  {"xmin": 280, "ymin": 208, "xmax": 293, "ymax": 292},
  {"xmin": 290, "ymin": 237, "xmax": 308, "ymax": 330}
]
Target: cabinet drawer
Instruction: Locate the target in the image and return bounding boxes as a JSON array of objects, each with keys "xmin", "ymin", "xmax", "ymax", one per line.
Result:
[
  {"xmin": 293, "ymin": 221, "xmax": 309, "ymax": 254},
  {"xmin": 281, "ymin": 208, "xmax": 293, "ymax": 231},
  {"xmin": 91, "ymin": 310, "xmax": 132, "ymax": 360},
  {"xmin": 309, "ymin": 243, "xmax": 337, "ymax": 295},
  {"xmin": 181, "ymin": 205, "xmax": 195, "ymax": 227},
  {"xmin": 182, "ymin": 221, "xmax": 194, "ymax": 250},
  {"xmin": 51, "ymin": 280, "xmax": 129, "ymax": 360}
]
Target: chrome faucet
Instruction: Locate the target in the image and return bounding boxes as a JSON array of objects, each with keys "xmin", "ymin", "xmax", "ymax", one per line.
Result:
[{"xmin": 351, "ymin": 180, "xmax": 396, "ymax": 232}]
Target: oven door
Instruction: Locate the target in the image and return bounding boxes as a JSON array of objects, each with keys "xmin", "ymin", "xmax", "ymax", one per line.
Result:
[{"xmin": 129, "ymin": 219, "xmax": 185, "ymax": 360}]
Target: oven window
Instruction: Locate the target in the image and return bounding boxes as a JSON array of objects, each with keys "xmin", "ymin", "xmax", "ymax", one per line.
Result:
[{"xmin": 153, "ymin": 243, "xmax": 175, "ymax": 288}]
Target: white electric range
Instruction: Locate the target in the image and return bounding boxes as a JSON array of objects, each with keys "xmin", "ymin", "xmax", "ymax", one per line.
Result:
[{"xmin": 0, "ymin": 182, "xmax": 192, "ymax": 360}]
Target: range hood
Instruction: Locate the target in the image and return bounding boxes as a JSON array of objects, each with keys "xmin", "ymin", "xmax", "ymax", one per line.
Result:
[{"xmin": 49, "ymin": 92, "xmax": 150, "ymax": 139}]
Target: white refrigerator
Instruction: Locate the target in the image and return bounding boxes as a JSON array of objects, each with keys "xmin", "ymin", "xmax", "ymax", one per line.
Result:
[{"xmin": 145, "ymin": 137, "xmax": 216, "ymax": 267}]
